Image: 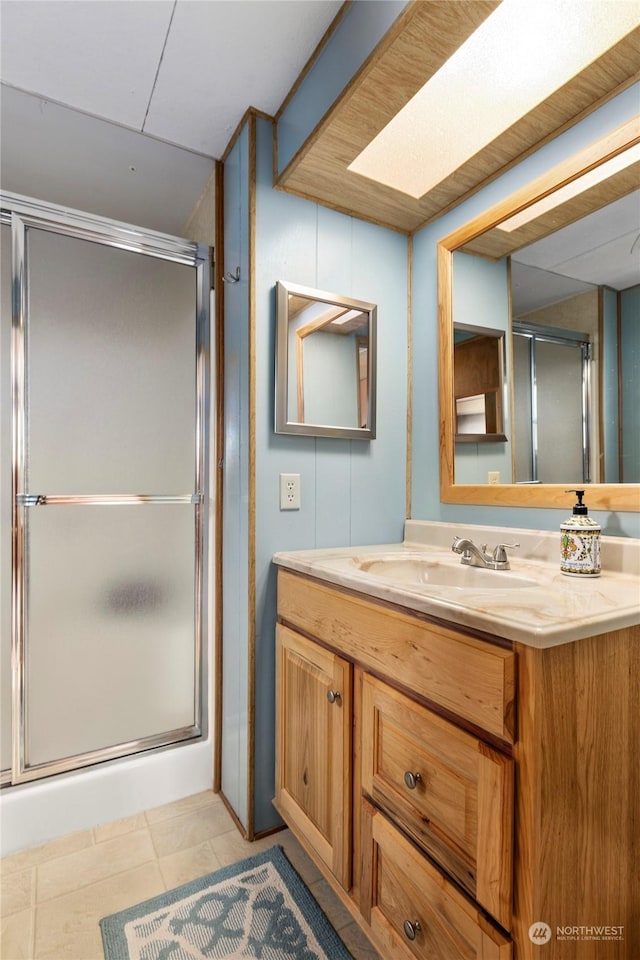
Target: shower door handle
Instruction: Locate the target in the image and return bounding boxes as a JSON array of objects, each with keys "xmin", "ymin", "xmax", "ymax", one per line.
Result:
[
  {"xmin": 16, "ymin": 493, "xmax": 202, "ymax": 506},
  {"xmin": 16, "ymin": 494, "xmax": 46, "ymax": 506}
]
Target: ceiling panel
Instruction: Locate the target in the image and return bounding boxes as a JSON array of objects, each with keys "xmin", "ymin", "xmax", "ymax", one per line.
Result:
[
  {"xmin": 511, "ymin": 190, "xmax": 640, "ymax": 269},
  {"xmin": 144, "ymin": 0, "xmax": 342, "ymax": 156},
  {"xmin": 0, "ymin": 86, "xmax": 214, "ymax": 236},
  {"xmin": 552, "ymin": 232, "xmax": 640, "ymax": 290},
  {"xmin": 511, "ymin": 262, "xmax": 595, "ymax": 316},
  {"xmin": 0, "ymin": 0, "xmax": 173, "ymax": 129}
]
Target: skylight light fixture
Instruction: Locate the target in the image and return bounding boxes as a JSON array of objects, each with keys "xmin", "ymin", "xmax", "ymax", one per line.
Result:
[
  {"xmin": 499, "ymin": 142, "xmax": 640, "ymax": 231},
  {"xmin": 348, "ymin": 0, "xmax": 639, "ymax": 199},
  {"xmin": 332, "ymin": 309, "xmax": 364, "ymax": 325}
]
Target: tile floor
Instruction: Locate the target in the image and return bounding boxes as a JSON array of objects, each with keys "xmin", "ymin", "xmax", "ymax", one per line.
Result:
[{"xmin": 0, "ymin": 790, "xmax": 380, "ymax": 960}]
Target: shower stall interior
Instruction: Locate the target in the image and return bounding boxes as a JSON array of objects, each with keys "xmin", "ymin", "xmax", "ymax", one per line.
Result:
[{"xmin": 1, "ymin": 193, "xmax": 210, "ymax": 793}]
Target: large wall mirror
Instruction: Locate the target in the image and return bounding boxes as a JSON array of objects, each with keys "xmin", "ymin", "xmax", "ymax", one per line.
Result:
[
  {"xmin": 438, "ymin": 116, "xmax": 639, "ymax": 510},
  {"xmin": 275, "ymin": 281, "xmax": 376, "ymax": 439}
]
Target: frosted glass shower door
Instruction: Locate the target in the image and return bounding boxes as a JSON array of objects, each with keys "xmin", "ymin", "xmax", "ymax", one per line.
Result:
[{"xmin": 12, "ymin": 220, "xmax": 208, "ymax": 782}]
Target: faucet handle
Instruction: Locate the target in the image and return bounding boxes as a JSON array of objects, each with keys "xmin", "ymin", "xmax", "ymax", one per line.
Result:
[{"xmin": 493, "ymin": 542, "xmax": 520, "ymax": 563}]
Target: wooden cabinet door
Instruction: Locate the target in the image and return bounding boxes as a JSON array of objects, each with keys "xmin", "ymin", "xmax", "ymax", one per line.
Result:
[{"xmin": 275, "ymin": 624, "xmax": 352, "ymax": 889}]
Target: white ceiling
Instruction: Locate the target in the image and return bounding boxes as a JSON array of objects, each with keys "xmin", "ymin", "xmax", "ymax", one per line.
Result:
[
  {"xmin": 511, "ymin": 190, "xmax": 640, "ymax": 315},
  {"xmin": 0, "ymin": 0, "xmax": 342, "ymax": 236}
]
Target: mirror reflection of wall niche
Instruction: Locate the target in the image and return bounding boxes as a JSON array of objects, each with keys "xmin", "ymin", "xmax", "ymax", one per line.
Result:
[
  {"xmin": 456, "ymin": 394, "xmax": 490, "ymax": 434},
  {"xmin": 454, "ymin": 329, "xmax": 506, "ymax": 440},
  {"xmin": 275, "ymin": 281, "xmax": 376, "ymax": 439}
]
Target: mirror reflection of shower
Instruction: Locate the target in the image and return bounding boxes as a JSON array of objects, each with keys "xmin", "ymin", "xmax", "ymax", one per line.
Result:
[{"xmin": 512, "ymin": 322, "xmax": 592, "ymax": 484}]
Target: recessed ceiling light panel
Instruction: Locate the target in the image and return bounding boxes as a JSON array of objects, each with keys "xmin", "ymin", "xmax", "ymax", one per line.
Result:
[{"xmin": 348, "ymin": 0, "xmax": 639, "ymax": 199}]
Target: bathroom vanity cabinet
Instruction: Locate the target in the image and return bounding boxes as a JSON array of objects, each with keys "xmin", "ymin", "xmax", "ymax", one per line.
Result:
[{"xmin": 274, "ymin": 567, "xmax": 639, "ymax": 960}]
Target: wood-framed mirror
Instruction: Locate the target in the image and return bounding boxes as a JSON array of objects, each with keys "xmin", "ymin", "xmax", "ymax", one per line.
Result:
[{"xmin": 438, "ymin": 116, "xmax": 640, "ymax": 510}]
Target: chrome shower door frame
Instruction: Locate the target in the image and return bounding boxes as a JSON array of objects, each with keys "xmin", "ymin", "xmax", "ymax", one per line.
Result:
[{"xmin": 5, "ymin": 192, "xmax": 210, "ymax": 785}]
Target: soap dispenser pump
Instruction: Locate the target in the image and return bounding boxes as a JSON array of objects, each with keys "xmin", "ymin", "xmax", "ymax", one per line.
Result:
[{"xmin": 560, "ymin": 489, "xmax": 601, "ymax": 577}]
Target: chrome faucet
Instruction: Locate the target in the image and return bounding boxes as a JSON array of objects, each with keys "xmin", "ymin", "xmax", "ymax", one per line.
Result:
[{"xmin": 451, "ymin": 536, "xmax": 519, "ymax": 570}]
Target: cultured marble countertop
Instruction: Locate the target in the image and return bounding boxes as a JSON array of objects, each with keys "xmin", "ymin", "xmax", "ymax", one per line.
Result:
[{"xmin": 273, "ymin": 521, "xmax": 640, "ymax": 648}]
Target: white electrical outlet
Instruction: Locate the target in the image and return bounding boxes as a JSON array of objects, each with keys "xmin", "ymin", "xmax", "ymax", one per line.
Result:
[
  {"xmin": 488, "ymin": 471, "xmax": 501, "ymax": 485},
  {"xmin": 280, "ymin": 473, "xmax": 301, "ymax": 510}
]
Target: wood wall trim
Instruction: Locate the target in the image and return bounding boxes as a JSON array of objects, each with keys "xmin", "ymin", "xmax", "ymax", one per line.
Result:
[
  {"xmin": 213, "ymin": 159, "xmax": 224, "ymax": 794},
  {"xmin": 598, "ymin": 287, "xmax": 605, "ymax": 484},
  {"xmin": 246, "ymin": 113, "xmax": 257, "ymax": 841},
  {"xmin": 218, "ymin": 788, "xmax": 249, "ymax": 840},
  {"xmin": 275, "ymin": 0, "xmax": 640, "ymax": 234},
  {"xmin": 222, "ymin": 106, "xmax": 273, "ymax": 164}
]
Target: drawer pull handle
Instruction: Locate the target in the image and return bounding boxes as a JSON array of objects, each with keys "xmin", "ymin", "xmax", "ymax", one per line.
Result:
[
  {"xmin": 403, "ymin": 919, "xmax": 422, "ymax": 941},
  {"xmin": 326, "ymin": 690, "xmax": 341, "ymax": 704},
  {"xmin": 403, "ymin": 771, "xmax": 422, "ymax": 790}
]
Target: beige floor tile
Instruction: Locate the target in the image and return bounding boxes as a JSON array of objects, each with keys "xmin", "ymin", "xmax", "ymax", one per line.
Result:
[
  {"xmin": 34, "ymin": 862, "xmax": 164, "ymax": 960},
  {"xmin": 36, "ymin": 828, "xmax": 155, "ymax": 903},
  {"xmin": 277, "ymin": 831, "xmax": 323, "ymax": 886},
  {"xmin": 308, "ymin": 877, "xmax": 354, "ymax": 932},
  {"xmin": 0, "ymin": 907, "xmax": 34, "ymax": 960},
  {"xmin": 208, "ymin": 828, "xmax": 280, "ymax": 869},
  {"xmin": 92, "ymin": 811, "xmax": 147, "ymax": 844},
  {"xmin": 148, "ymin": 802, "xmax": 235, "ymax": 859},
  {"xmin": 338, "ymin": 921, "xmax": 381, "ymax": 960},
  {"xmin": 0, "ymin": 830, "xmax": 94, "ymax": 878},
  {"xmin": 158, "ymin": 840, "xmax": 220, "ymax": 890},
  {"xmin": 144, "ymin": 789, "xmax": 218, "ymax": 825},
  {"xmin": 0, "ymin": 866, "xmax": 34, "ymax": 918}
]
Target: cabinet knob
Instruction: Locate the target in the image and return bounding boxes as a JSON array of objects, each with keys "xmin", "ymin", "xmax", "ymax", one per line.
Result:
[
  {"xmin": 326, "ymin": 690, "xmax": 341, "ymax": 704},
  {"xmin": 403, "ymin": 919, "xmax": 421, "ymax": 941},
  {"xmin": 403, "ymin": 771, "xmax": 422, "ymax": 790}
]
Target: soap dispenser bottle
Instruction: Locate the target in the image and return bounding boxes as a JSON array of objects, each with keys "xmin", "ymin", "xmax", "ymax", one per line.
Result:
[{"xmin": 560, "ymin": 489, "xmax": 601, "ymax": 577}]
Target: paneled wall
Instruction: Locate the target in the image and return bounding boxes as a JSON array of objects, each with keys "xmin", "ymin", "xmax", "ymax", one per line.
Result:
[
  {"xmin": 222, "ymin": 115, "xmax": 408, "ymax": 834},
  {"xmin": 411, "ymin": 81, "xmax": 640, "ymax": 538},
  {"xmin": 221, "ymin": 125, "xmax": 251, "ymax": 828}
]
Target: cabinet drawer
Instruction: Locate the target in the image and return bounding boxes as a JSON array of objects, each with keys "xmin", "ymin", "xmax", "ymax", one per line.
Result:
[
  {"xmin": 277, "ymin": 570, "xmax": 515, "ymax": 742},
  {"xmin": 361, "ymin": 674, "xmax": 513, "ymax": 929},
  {"xmin": 361, "ymin": 802, "xmax": 512, "ymax": 960}
]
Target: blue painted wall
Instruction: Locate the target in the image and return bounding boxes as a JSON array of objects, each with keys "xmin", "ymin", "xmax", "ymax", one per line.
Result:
[
  {"xmin": 620, "ymin": 285, "xmax": 640, "ymax": 483},
  {"xmin": 411, "ymin": 83, "xmax": 640, "ymax": 538},
  {"xmin": 277, "ymin": 0, "xmax": 409, "ymax": 175},
  {"xmin": 254, "ymin": 116, "xmax": 408, "ymax": 831},
  {"xmin": 220, "ymin": 126, "xmax": 250, "ymax": 827},
  {"xmin": 222, "ymin": 116, "xmax": 408, "ymax": 833}
]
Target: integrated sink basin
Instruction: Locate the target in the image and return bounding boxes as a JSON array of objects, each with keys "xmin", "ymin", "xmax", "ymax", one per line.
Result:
[{"xmin": 331, "ymin": 553, "xmax": 538, "ymax": 590}]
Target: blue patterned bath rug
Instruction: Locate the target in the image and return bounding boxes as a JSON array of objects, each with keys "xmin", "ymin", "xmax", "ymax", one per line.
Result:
[{"xmin": 100, "ymin": 845, "xmax": 354, "ymax": 960}]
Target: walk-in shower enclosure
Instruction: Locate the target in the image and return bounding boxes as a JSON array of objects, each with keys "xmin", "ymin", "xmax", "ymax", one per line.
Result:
[{"xmin": 1, "ymin": 193, "xmax": 210, "ymax": 789}]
